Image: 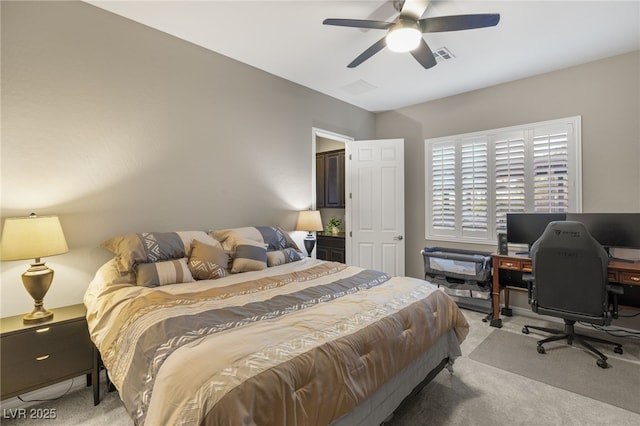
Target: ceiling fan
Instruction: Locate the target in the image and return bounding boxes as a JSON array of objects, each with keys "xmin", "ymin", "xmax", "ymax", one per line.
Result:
[{"xmin": 323, "ymin": 0, "xmax": 500, "ymax": 69}]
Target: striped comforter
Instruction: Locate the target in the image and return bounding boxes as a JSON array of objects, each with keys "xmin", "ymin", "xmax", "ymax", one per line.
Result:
[{"xmin": 84, "ymin": 258, "xmax": 469, "ymax": 425}]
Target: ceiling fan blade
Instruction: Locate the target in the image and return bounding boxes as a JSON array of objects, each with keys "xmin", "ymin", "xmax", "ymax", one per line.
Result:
[
  {"xmin": 399, "ymin": 0, "xmax": 431, "ymax": 20},
  {"xmin": 347, "ymin": 37, "xmax": 387, "ymax": 68},
  {"xmin": 410, "ymin": 38, "xmax": 437, "ymax": 69},
  {"xmin": 419, "ymin": 14, "xmax": 500, "ymax": 33},
  {"xmin": 323, "ymin": 18, "xmax": 392, "ymax": 30}
]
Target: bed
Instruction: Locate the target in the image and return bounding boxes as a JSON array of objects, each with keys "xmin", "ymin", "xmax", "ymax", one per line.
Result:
[{"xmin": 84, "ymin": 228, "xmax": 469, "ymax": 425}]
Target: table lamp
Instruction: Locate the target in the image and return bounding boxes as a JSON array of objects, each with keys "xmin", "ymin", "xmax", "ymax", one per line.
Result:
[
  {"xmin": 296, "ymin": 210, "xmax": 323, "ymax": 256},
  {"xmin": 0, "ymin": 213, "xmax": 69, "ymax": 324}
]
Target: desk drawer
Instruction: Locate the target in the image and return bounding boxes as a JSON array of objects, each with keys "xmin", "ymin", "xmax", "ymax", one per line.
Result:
[
  {"xmin": 620, "ymin": 271, "xmax": 640, "ymax": 285},
  {"xmin": 498, "ymin": 259, "xmax": 524, "ymax": 271}
]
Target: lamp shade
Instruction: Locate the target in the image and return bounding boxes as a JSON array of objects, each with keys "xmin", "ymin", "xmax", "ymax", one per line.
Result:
[
  {"xmin": 296, "ymin": 210, "xmax": 323, "ymax": 232},
  {"xmin": 0, "ymin": 214, "xmax": 69, "ymax": 261}
]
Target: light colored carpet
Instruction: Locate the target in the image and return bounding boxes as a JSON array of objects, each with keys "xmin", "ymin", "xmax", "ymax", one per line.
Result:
[
  {"xmin": 2, "ymin": 310, "xmax": 639, "ymax": 425},
  {"xmin": 386, "ymin": 310, "xmax": 640, "ymax": 426},
  {"xmin": 468, "ymin": 328, "xmax": 640, "ymax": 414}
]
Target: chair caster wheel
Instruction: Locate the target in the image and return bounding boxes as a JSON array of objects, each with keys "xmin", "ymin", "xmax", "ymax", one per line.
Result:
[
  {"xmin": 490, "ymin": 319, "xmax": 503, "ymax": 328},
  {"xmin": 537, "ymin": 345, "xmax": 545, "ymax": 354},
  {"xmin": 614, "ymin": 346, "xmax": 623, "ymax": 355},
  {"xmin": 597, "ymin": 359, "xmax": 607, "ymax": 368},
  {"xmin": 522, "ymin": 327, "xmax": 529, "ymax": 334}
]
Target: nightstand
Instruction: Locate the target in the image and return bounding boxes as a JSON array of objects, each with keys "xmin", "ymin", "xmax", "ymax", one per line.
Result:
[
  {"xmin": 0, "ymin": 303, "xmax": 98, "ymax": 405},
  {"xmin": 317, "ymin": 233, "xmax": 346, "ymax": 263}
]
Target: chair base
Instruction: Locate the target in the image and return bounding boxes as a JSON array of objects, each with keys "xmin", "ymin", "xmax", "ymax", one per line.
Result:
[{"xmin": 522, "ymin": 320, "xmax": 623, "ymax": 368}]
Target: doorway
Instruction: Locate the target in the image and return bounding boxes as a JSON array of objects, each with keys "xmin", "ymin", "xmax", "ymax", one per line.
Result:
[
  {"xmin": 312, "ymin": 129, "xmax": 406, "ymax": 276},
  {"xmin": 312, "ymin": 128, "xmax": 352, "ymax": 264}
]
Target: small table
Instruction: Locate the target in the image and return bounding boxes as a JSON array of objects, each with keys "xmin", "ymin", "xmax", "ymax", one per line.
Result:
[{"xmin": 0, "ymin": 303, "xmax": 98, "ymax": 405}]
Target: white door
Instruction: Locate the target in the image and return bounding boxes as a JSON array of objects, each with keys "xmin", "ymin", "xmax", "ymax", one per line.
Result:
[{"xmin": 349, "ymin": 139, "xmax": 405, "ymax": 276}]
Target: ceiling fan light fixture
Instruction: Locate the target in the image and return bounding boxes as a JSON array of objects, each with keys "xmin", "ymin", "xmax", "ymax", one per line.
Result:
[{"xmin": 386, "ymin": 21, "xmax": 421, "ymax": 53}]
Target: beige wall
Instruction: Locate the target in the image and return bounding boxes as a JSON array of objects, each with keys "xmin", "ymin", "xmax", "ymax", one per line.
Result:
[
  {"xmin": 375, "ymin": 51, "xmax": 640, "ymax": 285},
  {"xmin": 0, "ymin": 1, "xmax": 375, "ymax": 316}
]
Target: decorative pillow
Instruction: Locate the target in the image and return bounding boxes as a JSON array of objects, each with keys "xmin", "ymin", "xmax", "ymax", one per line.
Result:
[
  {"xmin": 188, "ymin": 240, "xmax": 229, "ymax": 280},
  {"xmin": 102, "ymin": 231, "xmax": 222, "ymax": 273},
  {"xmin": 135, "ymin": 258, "xmax": 195, "ymax": 287},
  {"xmin": 266, "ymin": 248, "xmax": 302, "ymax": 267},
  {"xmin": 211, "ymin": 226, "xmax": 299, "ymax": 252},
  {"xmin": 231, "ymin": 239, "xmax": 268, "ymax": 273}
]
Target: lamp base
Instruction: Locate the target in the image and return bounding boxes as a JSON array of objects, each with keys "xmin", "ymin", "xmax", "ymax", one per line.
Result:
[
  {"xmin": 22, "ymin": 261, "xmax": 55, "ymax": 325},
  {"xmin": 303, "ymin": 233, "xmax": 316, "ymax": 257},
  {"xmin": 23, "ymin": 308, "xmax": 54, "ymax": 324}
]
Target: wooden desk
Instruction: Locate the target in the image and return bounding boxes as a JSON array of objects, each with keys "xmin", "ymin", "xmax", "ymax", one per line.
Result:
[{"xmin": 490, "ymin": 253, "xmax": 640, "ymax": 327}]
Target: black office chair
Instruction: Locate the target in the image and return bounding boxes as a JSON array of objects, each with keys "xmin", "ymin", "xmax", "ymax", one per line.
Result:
[{"xmin": 522, "ymin": 220, "xmax": 623, "ymax": 368}]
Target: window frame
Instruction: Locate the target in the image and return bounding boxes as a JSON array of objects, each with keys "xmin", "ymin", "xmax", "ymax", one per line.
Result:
[{"xmin": 424, "ymin": 116, "xmax": 582, "ymax": 246}]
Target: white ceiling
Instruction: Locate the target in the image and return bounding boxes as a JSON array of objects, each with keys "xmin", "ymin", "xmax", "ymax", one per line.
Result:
[{"xmin": 86, "ymin": 0, "xmax": 640, "ymax": 112}]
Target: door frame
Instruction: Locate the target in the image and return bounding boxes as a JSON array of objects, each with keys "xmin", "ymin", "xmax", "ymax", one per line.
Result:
[{"xmin": 311, "ymin": 127, "xmax": 353, "ymax": 263}]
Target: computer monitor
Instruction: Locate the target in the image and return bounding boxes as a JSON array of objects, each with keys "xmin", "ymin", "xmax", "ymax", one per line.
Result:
[
  {"xmin": 506, "ymin": 213, "xmax": 567, "ymax": 252},
  {"xmin": 566, "ymin": 213, "xmax": 640, "ymax": 249}
]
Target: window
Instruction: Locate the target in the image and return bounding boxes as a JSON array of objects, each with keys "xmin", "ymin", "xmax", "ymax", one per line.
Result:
[{"xmin": 425, "ymin": 116, "xmax": 581, "ymax": 244}]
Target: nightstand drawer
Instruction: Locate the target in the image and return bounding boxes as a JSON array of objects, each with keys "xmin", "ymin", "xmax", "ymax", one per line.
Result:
[{"xmin": 1, "ymin": 320, "xmax": 93, "ymax": 397}]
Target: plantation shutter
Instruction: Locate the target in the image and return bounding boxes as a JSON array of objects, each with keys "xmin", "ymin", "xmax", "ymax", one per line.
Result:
[
  {"xmin": 494, "ymin": 131, "xmax": 526, "ymax": 231},
  {"xmin": 425, "ymin": 116, "xmax": 580, "ymax": 244},
  {"xmin": 533, "ymin": 125, "xmax": 570, "ymax": 213},
  {"xmin": 461, "ymin": 137, "xmax": 489, "ymax": 237},
  {"xmin": 430, "ymin": 141, "xmax": 456, "ymax": 236}
]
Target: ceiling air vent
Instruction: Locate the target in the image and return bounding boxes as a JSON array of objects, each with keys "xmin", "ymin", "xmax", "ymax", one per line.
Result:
[
  {"xmin": 339, "ymin": 79, "xmax": 377, "ymax": 96},
  {"xmin": 433, "ymin": 47, "xmax": 455, "ymax": 63}
]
